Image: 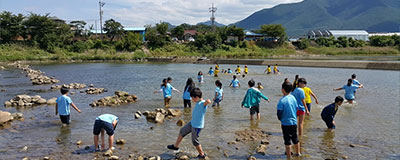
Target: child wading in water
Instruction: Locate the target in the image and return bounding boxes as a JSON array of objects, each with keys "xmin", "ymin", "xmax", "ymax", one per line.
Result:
[
  {"xmin": 333, "ymin": 79, "xmax": 362, "ymax": 104},
  {"xmin": 257, "ymin": 82, "xmax": 264, "ymax": 90},
  {"xmin": 212, "ymin": 80, "xmax": 223, "ymax": 107},
  {"xmin": 183, "ymin": 78, "xmax": 195, "ymax": 108},
  {"xmin": 277, "ymin": 82, "xmax": 301, "ymax": 158},
  {"xmin": 236, "ymin": 65, "xmax": 241, "ymax": 74},
  {"xmin": 208, "ymin": 67, "xmax": 214, "ymax": 75},
  {"xmin": 197, "ymin": 71, "xmax": 204, "ymax": 83},
  {"xmin": 93, "ymin": 114, "xmax": 119, "ymax": 151},
  {"xmin": 241, "ymin": 79, "xmax": 269, "ymax": 120},
  {"xmin": 291, "ymin": 78, "xmax": 309, "ymax": 139},
  {"xmin": 244, "ymin": 65, "xmax": 248, "ymax": 74},
  {"xmin": 274, "ymin": 64, "xmax": 280, "ymax": 74},
  {"xmin": 264, "ymin": 65, "xmax": 272, "ymax": 74},
  {"xmin": 229, "ymin": 75, "xmax": 240, "ymax": 88},
  {"xmin": 55, "ymin": 87, "xmax": 81, "ymax": 126},
  {"xmin": 167, "ymin": 88, "xmax": 211, "ymax": 159},
  {"xmin": 301, "ymin": 79, "xmax": 319, "ymax": 112},
  {"xmin": 214, "ymin": 66, "xmax": 219, "ymax": 77},
  {"xmin": 154, "ymin": 77, "xmax": 180, "ymax": 107},
  {"xmin": 321, "ymin": 96, "xmax": 344, "ymax": 130}
]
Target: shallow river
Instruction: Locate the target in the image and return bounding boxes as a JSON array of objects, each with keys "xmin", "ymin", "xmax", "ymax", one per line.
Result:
[{"xmin": 0, "ymin": 63, "xmax": 399, "ymax": 160}]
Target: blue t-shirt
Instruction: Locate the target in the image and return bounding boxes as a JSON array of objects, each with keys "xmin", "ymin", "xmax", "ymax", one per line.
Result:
[
  {"xmin": 161, "ymin": 83, "xmax": 173, "ymax": 98},
  {"xmin": 343, "ymin": 84, "xmax": 359, "ymax": 100},
  {"xmin": 277, "ymin": 95, "xmax": 298, "ymax": 126},
  {"xmin": 191, "ymin": 100, "xmax": 208, "ymax": 128},
  {"xmin": 292, "ymin": 88, "xmax": 305, "ymax": 111},
  {"xmin": 197, "ymin": 75, "xmax": 203, "ymax": 82},
  {"xmin": 215, "ymin": 87, "xmax": 223, "ymax": 100},
  {"xmin": 352, "ymin": 79, "xmax": 360, "ymax": 85},
  {"xmin": 208, "ymin": 70, "xmax": 214, "ymax": 75},
  {"xmin": 96, "ymin": 114, "xmax": 119, "ymax": 124},
  {"xmin": 56, "ymin": 95, "xmax": 72, "ymax": 115},
  {"xmin": 231, "ymin": 79, "xmax": 240, "ymax": 88},
  {"xmin": 321, "ymin": 103, "xmax": 338, "ymax": 121},
  {"xmin": 182, "ymin": 87, "xmax": 191, "ymax": 100},
  {"xmin": 228, "ymin": 70, "xmax": 232, "ymax": 73}
]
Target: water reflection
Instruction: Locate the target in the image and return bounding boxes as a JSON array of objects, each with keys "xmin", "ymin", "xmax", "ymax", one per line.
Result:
[{"xmin": 319, "ymin": 130, "xmax": 339, "ymax": 159}]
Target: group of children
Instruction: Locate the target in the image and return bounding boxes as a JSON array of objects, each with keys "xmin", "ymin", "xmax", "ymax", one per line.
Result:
[
  {"xmin": 207, "ymin": 64, "xmax": 251, "ymax": 77},
  {"xmin": 53, "ymin": 64, "xmax": 363, "ymax": 158}
]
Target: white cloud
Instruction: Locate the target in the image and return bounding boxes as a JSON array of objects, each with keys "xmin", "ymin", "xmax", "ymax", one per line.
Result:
[{"xmin": 104, "ymin": 0, "xmax": 303, "ymax": 27}]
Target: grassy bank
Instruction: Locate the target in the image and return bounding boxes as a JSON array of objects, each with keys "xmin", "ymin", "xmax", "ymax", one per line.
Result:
[
  {"xmin": 1, "ymin": 44, "xmax": 399, "ymax": 62},
  {"xmin": 305, "ymin": 46, "xmax": 400, "ymax": 55}
]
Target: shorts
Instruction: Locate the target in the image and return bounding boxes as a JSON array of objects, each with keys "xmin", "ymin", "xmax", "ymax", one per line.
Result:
[
  {"xmin": 93, "ymin": 119, "xmax": 115, "ymax": 136},
  {"xmin": 281, "ymin": 125, "xmax": 299, "ymax": 145},
  {"xmin": 212, "ymin": 98, "xmax": 222, "ymax": 107},
  {"xmin": 250, "ymin": 105, "xmax": 260, "ymax": 115},
  {"xmin": 183, "ymin": 99, "xmax": 191, "ymax": 108},
  {"xmin": 296, "ymin": 110, "xmax": 305, "ymax": 116},
  {"xmin": 323, "ymin": 118, "xmax": 335, "ymax": 129},
  {"xmin": 306, "ymin": 103, "xmax": 311, "ymax": 113},
  {"xmin": 60, "ymin": 115, "xmax": 70, "ymax": 124},
  {"xmin": 179, "ymin": 122, "xmax": 202, "ymax": 146}
]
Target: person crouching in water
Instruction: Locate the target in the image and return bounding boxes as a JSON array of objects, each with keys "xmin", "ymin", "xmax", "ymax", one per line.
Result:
[
  {"xmin": 93, "ymin": 114, "xmax": 119, "ymax": 151},
  {"xmin": 321, "ymin": 96, "xmax": 344, "ymax": 130}
]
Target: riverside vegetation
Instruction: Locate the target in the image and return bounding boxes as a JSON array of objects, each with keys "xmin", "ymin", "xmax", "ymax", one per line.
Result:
[{"xmin": 0, "ymin": 11, "xmax": 399, "ymax": 62}]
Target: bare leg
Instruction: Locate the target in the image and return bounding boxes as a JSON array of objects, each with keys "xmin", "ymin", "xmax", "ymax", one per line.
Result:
[
  {"xmin": 294, "ymin": 143, "xmax": 300, "ymax": 155},
  {"xmin": 108, "ymin": 134, "xmax": 114, "ymax": 150},
  {"xmin": 297, "ymin": 115, "xmax": 305, "ymax": 138},
  {"xmin": 285, "ymin": 145, "xmax": 292, "ymax": 158},
  {"xmin": 174, "ymin": 134, "xmax": 184, "ymax": 148},
  {"xmin": 257, "ymin": 113, "xmax": 261, "ymax": 120},
  {"xmin": 250, "ymin": 114, "xmax": 253, "ymax": 121},
  {"xmin": 100, "ymin": 129, "xmax": 105, "ymax": 150},
  {"xmin": 348, "ymin": 100, "xmax": 353, "ymax": 104},
  {"xmin": 94, "ymin": 135, "xmax": 99, "ymax": 150},
  {"xmin": 195, "ymin": 144, "xmax": 205, "ymax": 156}
]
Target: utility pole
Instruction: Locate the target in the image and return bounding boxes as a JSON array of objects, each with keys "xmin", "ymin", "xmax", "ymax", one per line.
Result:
[
  {"xmin": 209, "ymin": 3, "xmax": 217, "ymax": 32},
  {"xmin": 99, "ymin": 0, "xmax": 105, "ymax": 39},
  {"xmin": 95, "ymin": 20, "xmax": 98, "ymax": 38}
]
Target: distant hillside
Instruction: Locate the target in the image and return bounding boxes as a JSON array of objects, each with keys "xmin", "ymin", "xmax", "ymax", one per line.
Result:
[
  {"xmin": 197, "ymin": 20, "xmax": 225, "ymax": 27},
  {"xmin": 234, "ymin": 0, "xmax": 400, "ymax": 36}
]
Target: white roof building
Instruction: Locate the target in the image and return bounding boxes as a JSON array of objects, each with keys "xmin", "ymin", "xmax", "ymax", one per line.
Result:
[{"xmin": 307, "ymin": 30, "xmax": 369, "ymax": 41}]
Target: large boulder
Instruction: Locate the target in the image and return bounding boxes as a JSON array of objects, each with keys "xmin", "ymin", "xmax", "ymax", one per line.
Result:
[
  {"xmin": 0, "ymin": 111, "xmax": 12, "ymax": 124},
  {"xmin": 256, "ymin": 144, "xmax": 267, "ymax": 155},
  {"xmin": 155, "ymin": 112, "xmax": 165, "ymax": 123},
  {"xmin": 47, "ymin": 98, "xmax": 57, "ymax": 105},
  {"xmin": 37, "ymin": 98, "xmax": 47, "ymax": 104}
]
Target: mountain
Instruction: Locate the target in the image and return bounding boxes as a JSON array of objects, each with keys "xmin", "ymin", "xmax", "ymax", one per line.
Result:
[
  {"xmin": 234, "ymin": 0, "xmax": 400, "ymax": 36},
  {"xmin": 197, "ymin": 20, "xmax": 225, "ymax": 27}
]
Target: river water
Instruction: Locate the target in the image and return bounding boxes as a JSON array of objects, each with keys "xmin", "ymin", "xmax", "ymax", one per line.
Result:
[{"xmin": 0, "ymin": 63, "xmax": 399, "ymax": 160}]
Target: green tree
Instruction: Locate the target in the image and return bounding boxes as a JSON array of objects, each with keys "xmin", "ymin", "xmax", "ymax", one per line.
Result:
[
  {"xmin": 69, "ymin": 20, "xmax": 87, "ymax": 37},
  {"xmin": 259, "ymin": 24, "xmax": 287, "ymax": 45},
  {"xmin": 104, "ymin": 19, "xmax": 124, "ymax": 41},
  {"xmin": 122, "ymin": 32, "xmax": 143, "ymax": 51},
  {"xmin": 171, "ymin": 25, "xmax": 184, "ymax": 40},
  {"xmin": 0, "ymin": 11, "xmax": 25, "ymax": 43},
  {"xmin": 337, "ymin": 36, "xmax": 349, "ymax": 48},
  {"xmin": 23, "ymin": 13, "xmax": 72, "ymax": 52},
  {"xmin": 156, "ymin": 22, "xmax": 168, "ymax": 35},
  {"xmin": 297, "ymin": 39, "xmax": 310, "ymax": 49}
]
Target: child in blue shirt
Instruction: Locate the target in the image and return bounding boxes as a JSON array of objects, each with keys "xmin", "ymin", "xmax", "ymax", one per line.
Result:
[
  {"xmin": 227, "ymin": 68, "xmax": 232, "ymax": 74},
  {"xmin": 212, "ymin": 80, "xmax": 224, "ymax": 107},
  {"xmin": 154, "ymin": 77, "xmax": 180, "ymax": 107},
  {"xmin": 167, "ymin": 88, "xmax": 211, "ymax": 159},
  {"xmin": 93, "ymin": 114, "xmax": 119, "ymax": 151},
  {"xmin": 241, "ymin": 79, "xmax": 269, "ymax": 120},
  {"xmin": 321, "ymin": 96, "xmax": 344, "ymax": 129},
  {"xmin": 334, "ymin": 79, "xmax": 362, "ymax": 104},
  {"xmin": 351, "ymin": 74, "xmax": 363, "ymax": 97},
  {"xmin": 208, "ymin": 67, "xmax": 214, "ymax": 75},
  {"xmin": 277, "ymin": 82, "xmax": 300, "ymax": 158},
  {"xmin": 229, "ymin": 75, "xmax": 240, "ymax": 88},
  {"xmin": 291, "ymin": 78, "xmax": 309, "ymax": 139},
  {"xmin": 197, "ymin": 71, "xmax": 204, "ymax": 83},
  {"xmin": 55, "ymin": 87, "xmax": 81, "ymax": 126},
  {"xmin": 183, "ymin": 78, "xmax": 195, "ymax": 108}
]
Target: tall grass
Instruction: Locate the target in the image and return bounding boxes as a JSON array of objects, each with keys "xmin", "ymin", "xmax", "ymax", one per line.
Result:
[{"xmin": 305, "ymin": 46, "xmax": 400, "ymax": 55}]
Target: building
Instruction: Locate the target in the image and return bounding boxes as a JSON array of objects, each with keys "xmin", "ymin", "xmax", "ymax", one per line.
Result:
[
  {"xmin": 307, "ymin": 30, "xmax": 369, "ymax": 41},
  {"xmin": 244, "ymin": 30, "xmax": 264, "ymax": 41},
  {"xmin": 124, "ymin": 27, "xmax": 146, "ymax": 41},
  {"xmin": 183, "ymin": 30, "xmax": 197, "ymax": 41},
  {"xmin": 369, "ymin": 32, "xmax": 400, "ymax": 37}
]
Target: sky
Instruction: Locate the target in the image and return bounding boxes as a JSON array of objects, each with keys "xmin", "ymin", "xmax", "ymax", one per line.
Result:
[{"xmin": 0, "ymin": 0, "xmax": 302, "ymax": 28}]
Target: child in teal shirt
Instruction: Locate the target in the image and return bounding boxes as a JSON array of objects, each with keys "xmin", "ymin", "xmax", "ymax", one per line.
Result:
[{"xmin": 241, "ymin": 79, "xmax": 269, "ymax": 120}]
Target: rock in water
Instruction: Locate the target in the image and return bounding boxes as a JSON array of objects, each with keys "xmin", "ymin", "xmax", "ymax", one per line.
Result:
[
  {"xmin": 260, "ymin": 139, "xmax": 269, "ymax": 145},
  {"xmin": 47, "ymin": 98, "xmax": 57, "ymax": 105},
  {"xmin": 37, "ymin": 98, "xmax": 47, "ymax": 104},
  {"xmin": 115, "ymin": 91, "xmax": 128, "ymax": 97},
  {"xmin": 137, "ymin": 155, "xmax": 144, "ymax": 160},
  {"xmin": 248, "ymin": 156, "xmax": 257, "ymax": 160},
  {"xmin": 178, "ymin": 155, "xmax": 189, "ymax": 160},
  {"xmin": 256, "ymin": 144, "xmax": 267, "ymax": 155},
  {"xmin": 116, "ymin": 139, "xmax": 126, "ymax": 144},
  {"xmin": 42, "ymin": 157, "xmax": 50, "ymax": 160},
  {"xmin": 103, "ymin": 149, "xmax": 113, "ymax": 156},
  {"xmin": 176, "ymin": 119, "xmax": 184, "ymax": 127},
  {"xmin": 76, "ymin": 140, "xmax": 82, "ymax": 145},
  {"xmin": 22, "ymin": 157, "xmax": 28, "ymax": 160},
  {"xmin": 4, "ymin": 101, "xmax": 12, "ymax": 107},
  {"xmin": 155, "ymin": 112, "xmax": 165, "ymax": 123},
  {"xmin": 21, "ymin": 146, "xmax": 28, "ymax": 151},
  {"xmin": 168, "ymin": 109, "xmax": 182, "ymax": 117},
  {"xmin": 109, "ymin": 156, "xmax": 119, "ymax": 160},
  {"xmin": 0, "ymin": 111, "xmax": 12, "ymax": 124}
]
